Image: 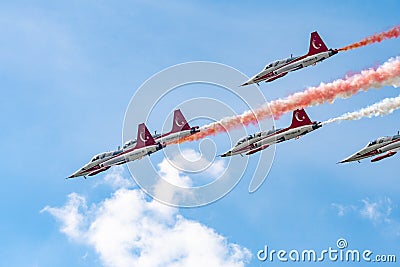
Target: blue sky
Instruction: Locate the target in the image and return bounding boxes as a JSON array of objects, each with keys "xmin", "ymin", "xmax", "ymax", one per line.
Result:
[{"xmin": 1, "ymin": 1, "xmax": 400, "ymax": 266}]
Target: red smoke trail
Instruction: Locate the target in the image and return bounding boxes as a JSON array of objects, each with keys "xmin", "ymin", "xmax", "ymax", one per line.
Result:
[
  {"xmin": 339, "ymin": 25, "xmax": 400, "ymax": 51},
  {"xmin": 173, "ymin": 56, "xmax": 400, "ymax": 144}
]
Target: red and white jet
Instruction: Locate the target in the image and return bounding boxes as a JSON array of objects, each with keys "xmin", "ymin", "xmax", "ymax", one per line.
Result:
[
  {"xmin": 241, "ymin": 31, "xmax": 338, "ymax": 86},
  {"xmin": 100, "ymin": 123, "xmax": 165, "ymax": 168},
  {"xmin": 220, "ymin": 109, "xmax": 322, "ymax": 157},
  {"xmin": 339, "ymin": 133, "xmax": 400, "ymax": 163}
]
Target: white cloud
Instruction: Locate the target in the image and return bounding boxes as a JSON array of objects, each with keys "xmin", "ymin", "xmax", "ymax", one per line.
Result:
[
  {"xmin": 331, "ymin": 203, "xmax": 357, "ymax": 217},
  {"xmin": 332, "ymin": 197, "xmax": 396, "ymax": 225},
  {"xmin": 41, "ymin": 193, "xmax": 87, "ymax": 241},
  {"xmin": 170, "ymin": 149, "xmax": 226, "ymax": 179},
  {"xmin": 43, "ymin": 170, "xmax": 251, "ymax": 267},
  {"xmin": 360, "ymin": 198, "xmax": 393, "ymax": 224},
  {"xmin": 331, "ymin": 203, "xmax": 346, "ymax": 217},
  {"xmin": 151, "ymin": 149, "xmax": 228, "ymax": 205},
  {"xmin": 95, "ymin": 165, "xmax": 133, "ymax": 190},
  {"xmin": 157, "ymin": 157, "xmax": 193, "ymax": 188},
  {"xmin": 152, "ymin": 157, "xmax": 196, "ymax": 205},
  {"xmin": 332, "ymin": 197, "xmax": 400, "ymax": 238},
  {"xmin": 206, "ymin": 159, "xmax": 225, "ymax": 177}
]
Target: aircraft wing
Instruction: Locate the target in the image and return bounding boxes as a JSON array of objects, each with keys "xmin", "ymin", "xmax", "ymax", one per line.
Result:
[
  {"xmin": 245, "ymin": 144, "xmax": 270, "ymax": 155},
  {"xmin": 88, "ymin": 166, "xmax": 111, "ymax": 176}
]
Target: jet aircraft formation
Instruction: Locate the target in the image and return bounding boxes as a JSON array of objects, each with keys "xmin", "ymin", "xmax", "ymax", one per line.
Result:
[
  {"xmin": 69, "ymin": 109, "xmax": 199, "ymax": 178},
  {"xmin": 69, "ymin": 30, "xmax": 398, "ymax": 179}
]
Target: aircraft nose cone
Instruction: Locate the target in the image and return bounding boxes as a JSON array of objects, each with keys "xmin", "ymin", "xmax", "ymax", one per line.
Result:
[
  {"xmin": 240, "ymin": 79, "xmax": 253, "ymax": 86},
  {"xmin": 337, "ymin": 157, "xmax": 351, "ymax": 164},
  {"xmin": 68, "ymin": 173, "xmax": 78, "ymax": 178},
  {"xmin": 68, "ymin": 168, "xmax": 85, "ymax": 178},
  {"xmin": 220, "ymin": 151, "xmax": 231, "ymax": 157}
]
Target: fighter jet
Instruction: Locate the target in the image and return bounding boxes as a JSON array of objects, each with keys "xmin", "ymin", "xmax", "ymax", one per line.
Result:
[
  {"xmin": 68, "ymin": 148, "xmax": 123, "ymax": 179},
  {"xmin": 241, "ymin": 31, "xmax": 338, "ymax": 86},
  {"xmin": 100, "ymin": 123, "xmax": 165, "ymax": 168},
  {"xmin": 339, "ymin": 133, "xmax": 400, "ymax": 163},
  {"xmin": 220, "ymin": 109, "xmax": 322, "ymax": 157}
]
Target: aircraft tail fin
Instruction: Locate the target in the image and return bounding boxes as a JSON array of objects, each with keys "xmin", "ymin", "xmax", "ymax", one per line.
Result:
[
  {"xmin": 289, "ymin": 109, "xmax": 313, "ymax": 128},
  {"xmin": 171, "ymin": 109, "xmax": 191, "ymax": 133},
  {"xmin": 135, "ymin": 123, "xmax": 156, "ymax": 148},
  {"xmin": 307, "ymin": 31, "xmax": 328, "ymax": 55}
]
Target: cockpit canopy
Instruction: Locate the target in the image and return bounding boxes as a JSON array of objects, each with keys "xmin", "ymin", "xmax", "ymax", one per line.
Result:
[
  {"xmin": 235, "ymin": 128, "xmax": 281, "ymax": 146},
  {"xmin": 90, "ymin": 150, "xmax": 121, "ymax": 162},
  {"xmin": 367, "ymin": 136, "xmax": 392, "ymax": 147},
  {"xmin": 265, "ymin": 128, "xmax": 280, "ymax": 135},
  {"xmin": 123, "ymin": 139, "xmax": 137, "ymax": 149},
  {"xmin": 236, "ymin": 135, "xmax": 253, "ymax": 146},
  {"xmin": 264, "ymin": 61, "xmax": 279, "ymax": 70},
  {"xmin": 264, "ymin": 57, "xmax": 299, "ymax": 70}
]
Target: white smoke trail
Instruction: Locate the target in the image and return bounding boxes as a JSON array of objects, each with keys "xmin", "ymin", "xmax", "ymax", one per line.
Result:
[{"xmin": 323, "ymin": 94, "xmax": 400, "ymax": 125}]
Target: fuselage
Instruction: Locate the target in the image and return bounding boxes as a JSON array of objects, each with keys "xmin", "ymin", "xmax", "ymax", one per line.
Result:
[
  {"xmin": 339, "ymin": 135, "xmax": 400, "ymax": 163},
  {"xmin": 155, "ymin": 127, "xmax": 200, "ymax": 144},
  {"xmin": 100, "ymin": 127, "xmax": 199, "ymax": 168},
  {"xmin": 101, "ymin": 143, "xmax": 164, "ymax": 168}
]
